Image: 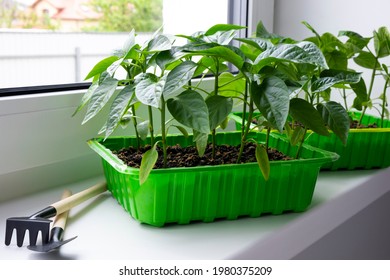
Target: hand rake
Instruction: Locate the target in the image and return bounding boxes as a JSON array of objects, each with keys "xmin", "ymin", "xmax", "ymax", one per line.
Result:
[
  {"xmin": 5, "ymin": 182, "xmax": 107, "ymax": 247},
  {"xmin": 27, "ymin": 189, "xmax": 77, "ymax": 253}
]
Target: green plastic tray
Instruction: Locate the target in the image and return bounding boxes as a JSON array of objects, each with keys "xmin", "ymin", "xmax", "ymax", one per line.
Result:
[
  {"xmin": 305, "ymin": 112, "xmax": 390, "ymax": 170},
  {"xmin": 232, "ymin": 111, "xmax": 390, "ymax": 170},
  {"xmin": 88, "ymin": 131, "xmax": 338, "ymax": 227},
  {"xmin": 230, "ymin": 112, "xmax": 259, "ymax": 131}
]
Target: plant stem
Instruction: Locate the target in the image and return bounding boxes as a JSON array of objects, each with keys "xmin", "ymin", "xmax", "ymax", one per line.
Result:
[
  {"xmin": 160, "ymin": 95, "xmax": 168, "ymax": 168},
  {"xmin": 211, "ymin": 59, "xmax": 219, "ymax": 159},
  {"xmin": 148, "ymin": 106, "xmax": 155, "ymax": 145},
  {"xmin": 342, "ymin": 88, "xmax": 348, "ymax": 110},
  {"xmin": 265, "ymin": 127, "xmax": 271, "ymax": 152},
  {"xmin": 240, "ymin": 83, "xmax": 248, "ymax": 139},
  {"xmin": 131, "ymin": 105, "xmax": 141, "ymax": 149},
  {"xmin": 381, "ymin": 77, "xmax": 389, "ymax": 128},
  {"xmin": 295, "ymin": 128, "xmax": 307, "ymax": 159},
  {"xmin": 359, "ymin": 59, "xmax": 378, "ymax": 125},
  {"xmin": 237, "ymin": 84, "xmax": 253, "ymax": 163}
]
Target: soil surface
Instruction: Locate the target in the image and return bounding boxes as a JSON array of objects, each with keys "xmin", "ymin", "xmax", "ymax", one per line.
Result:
[
  {"xmin": 114, "ymin": 142, "xmax": 292, "ymax": 169},
  {"xmin": 350, "ymin": 120, "xmax": 378, "ymax": 129}
]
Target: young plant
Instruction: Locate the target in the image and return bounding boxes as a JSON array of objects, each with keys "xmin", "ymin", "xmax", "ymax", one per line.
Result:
[
  {"xmin": 303, "ymin": 22, "xmax": 390, "ymax": 127},
  {"xmin": 75, "ymin": 21, "xmax": 354, "ymax": 185},
  {"xmin": 176, "ymin": 23, "xmax": 247, "ymax": 157},
  {"xmin": 341, "ymin": 26, "xmax": 390, "ymax": 126},
  {"xmin": 73, "ymin": 30, "xmax": 165, "ymax": 144}
]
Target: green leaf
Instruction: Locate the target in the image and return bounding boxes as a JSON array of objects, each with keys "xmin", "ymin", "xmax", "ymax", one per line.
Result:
[
  {"xmin": 167, "ymin": 90, "xmax": 210, "ymax": 134},
  {"xmin": 255, "ymin": 144, "xmax": 270, "ymax": 181},
  {"xmin": 146, "ymin": 34, "xmax": 172, "ymax": 52},
  {"xmin": 236, "ymin": 38, "xmax": 273, "ymax": 52},
  {"xmin": 137, "ymin": 120, "xmax": 150, "ymax": 141},
  {"xmin": 135, "ymin": 74, "xmax": 166, "ymax": 108},
  {"xmin": 338, "ymin": 30, "xmax": 371, "ymax": 50},
  {"xmin": 205, "ymin": 23, "xmax": 246, "ymax": 36},
  {"xmin": 254, "ymin": 43, "xmax": 326, "ymax": 72},
  {"xmin": 324, "ymin": 50, "xmax": 348, "ymax": 70},
  {"xmin": 181, "ymin": 42, "xmax": 217, "ymax": 52},
  {"xmin": 72, "ymin": 81, "xmax": 98, "ymax": 116},
  {"xmin": 290, "ymin": 126, "xmax": 306, "ymax": 146},
  {"xmin": 218, "ymin": 72, "xmax": 246, "ymax": 97},
  {"xmin": 352, "ymin": 97, "xmax": 363, "ymax": 111},
  {"xmin": 139, "ymin": 142, "xmax": 159, "ymax": 185},
  {"xmin": 163, "ymin": 61, "xmax": 198, "ymax": 98},
  {"xmin": 107, "ymin": 57, "xmax": 125, "ymax": 77},
  {"xmin": 193, "ymin": 129, "xmax": 208, "ymax": 157},
  {"xmin": 320, "ymin": 88, "xmax": 331, "ymax": 102},
  {"xmin": 311, "ymin": 69, "xmax": 362, "ymax": 93},
  {"xmin": 183, "ymin": 45, "xmax": 245, "ymax": 70},
  {"xmin": 84, "ymin": 56, "xmax": 120, "ymax": 80},
  {"xmin": 172, "ymin": 125, "xmax": 189, "ymax": 138},
  {"xmin": 302, "ymin": 21, "xmax": 321, "ymax": 40},
  {"xmin": 122, "ymin": 30, "xmax": 136, "ymax": 56},
  {"xmin": 354, "ymin": 51, "xmax": 380, "ymax": 69},
  {"xmin": 374, "ymin": 26, "xmax": 390, "ymax": 58},
  {"xmin": 239, "ymin": 43, "xmax": 261, "ymax": 62},
  {"xmin": 317, "ymin": 101, "xmax": 350, "ymax": 145},
  {"xmin": 351, "ymin": 78, "xmax": 368, "ymax": 103},
  {"xmin": 204, "ymin": 29, "xmax": 238, "ymax": 45},
  {"xmin": 251, "ymin": 76, "xmax": 290, "ymax": 133},
  {"xmin": 383, "ymin": 64, "xmax": 389, "ymax": 75},
  {"xmin": 205, "ymin": 95, "xmax": 233, "ymax": 130},
  {"xmin": 82, "ymin": 73, "xmax": 118, "ymax": 124},
  {"xmin": 289, "ymin": 98, "xmax": 329, "ymax": 136},
  {"xmin": 192, "ymin": 56, "xmax": 216, "ymax": 76},
  {"xmin": 155, "ymin": 47, "xmax": 186, "ymax": 71},
  {"xmin": 296, "ymin": 41, "xmax": 328, "ymax": 69},
  {"xmin": 104, "ymin": 85, "xmax": 135, "ymax": 139},
  {"xmin": 219, "ymin": 117, "xmax": 229, "ymax": 130},
  {"xmin": 256, "ymin": 21, "xmax": 281, "ymax": 40},
  {"xmin": 284, "ymin": 122, "xmax": 293, "ymax": 138}
]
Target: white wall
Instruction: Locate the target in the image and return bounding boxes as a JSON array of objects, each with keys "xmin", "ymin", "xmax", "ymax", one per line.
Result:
[
  {"xmin": 271, "ymin": 0, "xmax": 390, "ymax": 116},
  {"xmin": 274, "ymin": 0, "xmax": 390, "ymax": 40},
  {"xmin": 248, "ymin": 0, "xmax": 275, "ymax": 36}
]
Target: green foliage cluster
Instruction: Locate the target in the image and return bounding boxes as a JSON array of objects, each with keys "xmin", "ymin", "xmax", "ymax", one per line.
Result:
[
  {"xmin": 303, "ymin": 22, "xmax": 390, "ymax": 127},
  {"xmin": 75, "ymin": 21, "xmax": 368, "ymax": 184}
]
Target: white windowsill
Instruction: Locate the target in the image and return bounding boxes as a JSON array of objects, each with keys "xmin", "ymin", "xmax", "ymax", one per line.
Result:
[{"xmin": 0, "ymin": 168, "xmax": 385, "ymax": 260}]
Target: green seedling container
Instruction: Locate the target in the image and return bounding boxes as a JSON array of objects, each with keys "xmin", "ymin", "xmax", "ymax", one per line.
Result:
[
  {"xmin": 88, "ymin": 131, "xmax": 338, "ymax": 227},
  {"xmin": 305, "ymin": 112, "xmax": 390, "ymax": 170},
  {"xmin": 232, "ymin": 111, "xmax": 390, "ymax": 170}
]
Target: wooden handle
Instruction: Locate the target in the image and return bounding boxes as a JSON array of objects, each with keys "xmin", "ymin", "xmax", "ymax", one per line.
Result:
[
  {"xmin": 50, "ymin": 182, "xmax": 107, "ymax": 215},
  {"xmin": 52, "ymin": 189, "xmax": 72, "ymax": 230}
]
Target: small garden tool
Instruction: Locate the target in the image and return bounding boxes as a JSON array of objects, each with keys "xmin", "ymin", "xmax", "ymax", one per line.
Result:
[
  {"xmin": 5, "ymin": 182, "xmax": 107, "ymax": 247},
  {"xmin": 27, "ymin": 189, "xmax": 77, "ymax": 252}
]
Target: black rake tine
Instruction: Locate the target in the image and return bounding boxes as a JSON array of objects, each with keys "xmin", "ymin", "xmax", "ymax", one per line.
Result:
[
  {"xmin": 5, "ymin": 221, "xmax": 14, "ymax": 246},
  {"xmin": 5, "ymin": 182, "xmax": 107, "ymax": 247},
  {"xmin": 5, "ymin": 217, "xmax": 52, "ymax": 247}
]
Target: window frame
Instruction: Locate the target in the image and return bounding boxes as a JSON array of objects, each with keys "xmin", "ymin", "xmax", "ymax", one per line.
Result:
[{"xmin": 0, "ymin": 0, "xmax": 253, "ymax": 97}]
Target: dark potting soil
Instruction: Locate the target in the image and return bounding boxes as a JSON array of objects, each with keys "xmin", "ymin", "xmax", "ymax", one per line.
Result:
[
  {"xmin": 350, "ymin": 120, "xmax": 378, "ymax": 129},
  {"xmin": 114, "ymin": 142, "xmax": 292, "ymax": 169}
]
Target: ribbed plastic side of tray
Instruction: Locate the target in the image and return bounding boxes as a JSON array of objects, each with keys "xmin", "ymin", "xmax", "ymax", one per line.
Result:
[
  {"xmin": 306, "ymin": 113, "xmax": 390, "ymax": 170},
  {"xmin": 232, "ymin": 111, "xmax": 390, "ymax": 170},
  {"xmin": 88, "ymin": 132, "xmax": 338, "ymax": 227}
]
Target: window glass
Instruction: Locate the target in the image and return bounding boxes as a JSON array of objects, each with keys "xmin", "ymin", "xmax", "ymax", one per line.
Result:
[{"xmin": 0, "ymin": 0, "xmax": 229, "ymax": 89}]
